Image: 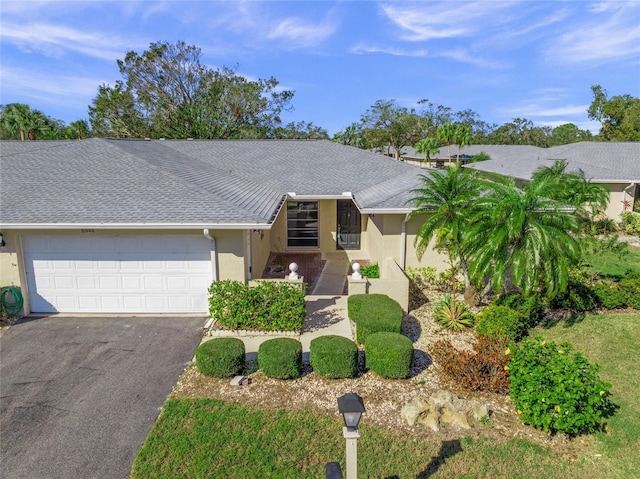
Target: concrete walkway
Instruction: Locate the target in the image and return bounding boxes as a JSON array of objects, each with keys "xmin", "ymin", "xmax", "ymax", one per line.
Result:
[{"xmin": 310, "ymin": 252, "xmax": 351, "ymax": 295}]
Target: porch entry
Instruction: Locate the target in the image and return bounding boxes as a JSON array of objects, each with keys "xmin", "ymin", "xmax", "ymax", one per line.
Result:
[{"xmin": 337, "ymin": 199, "xmax": 361, "ymax": 250}]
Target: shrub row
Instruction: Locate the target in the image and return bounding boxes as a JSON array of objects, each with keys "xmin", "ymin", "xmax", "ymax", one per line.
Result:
[
  {"xmin": 348, "ymin": 294, "xmax": 403, "ymax": 344},
  {"xmin": 621, "ymin": 211, "xmax": 640, "ymax": 235},
  {"xmin": 508, "ymin": 338, "xmax": 613, "ymax": 435},
  {"xmin": 196, "ymin": 332, "xmax": 414, "ymax": 380},
  {"xmin": 208, "ymin": 280, "xmax": 306, "ymax": 332}
]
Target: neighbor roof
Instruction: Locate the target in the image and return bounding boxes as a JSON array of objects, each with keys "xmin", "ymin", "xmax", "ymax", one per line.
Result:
[
  {"xmin": 0, "ymin": 138, "xmax": 424, "ymax": 228},
  {"xmin": 463, "ymin": 142, "xmax": 640, "ymax": 183}
]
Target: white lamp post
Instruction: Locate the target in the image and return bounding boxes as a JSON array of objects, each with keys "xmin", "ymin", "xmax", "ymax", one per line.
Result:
[{"xmin": 337, "ymin": 393, "xmax": 365, "ymax": 479}]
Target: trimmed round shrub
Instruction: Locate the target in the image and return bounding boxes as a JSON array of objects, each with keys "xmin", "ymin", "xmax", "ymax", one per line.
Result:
[
  {"xmin": 258, "ymin": 337, "xmax": 302, "ymax": 379},
  {"xmin": 310, "ymin": 335, "xmax": 358, "ymax": 378},
  {"xmin": 195, "ymin": 338, "xmax": 245, "ymax": 378},
  {"xmin": 476, "ymin": 305, "xmax": 528, "ymax": 341},
  {"xmin": 365, "ymin": 332, "xmax": 413, "ymax": 379},
  {"xmin": 348, "ymin": 294, "xmax": 402, "ymax": 344},
  {"xmin": 508, "ymin": 338, "xmax": 613, "ymax": 435}
]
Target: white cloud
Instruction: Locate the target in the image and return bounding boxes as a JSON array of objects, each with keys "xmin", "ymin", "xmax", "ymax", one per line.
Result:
[
  {"xmin": 547, "ymin": 2, "xmax": 640, "ymax": 64},
  {"xmin": 380, "ymin": 1, "xmax": 517, "ymax": 42},
  {"xmin": 267, "ymin": 16, "xmax": 337, "ymax": 47},
  {"xmin": 0, "ymin": 22, "xmax": 137, "ymax": 60},
  {"xmin": 500, "ymin": 104, "xmax": 590, "ymax": 118},
  {"xmin": 0, "ymin": 65, "xmax": 103, "ymax": 108},
  {"xmin": 350, "ymin": 44, "xmax": 428, "ymax": 57}
]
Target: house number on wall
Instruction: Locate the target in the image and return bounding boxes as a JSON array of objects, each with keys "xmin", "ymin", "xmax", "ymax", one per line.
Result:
[{"xmin": 80, "ymin": 229, "xmax": 95, "ymax": 233}]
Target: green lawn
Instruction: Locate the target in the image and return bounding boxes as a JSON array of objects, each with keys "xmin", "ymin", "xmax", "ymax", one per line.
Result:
[
  {"xmin": 132, "ymin": 312, "xmax": 640, "ymax": 479},
  {"xmin": 584, "ymin": 242, "xmax": 640, "ymax": 277}
]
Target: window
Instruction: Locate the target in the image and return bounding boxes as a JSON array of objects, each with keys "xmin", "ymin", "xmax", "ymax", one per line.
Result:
[{"xmin": 287, "ymin": 201, "xmax": 319, "ymax": 247}]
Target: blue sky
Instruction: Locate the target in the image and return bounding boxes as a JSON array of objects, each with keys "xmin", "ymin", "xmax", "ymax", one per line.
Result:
[{"xmin": 1, "ymin": 1, "xmax": 639, "ymax": 136}]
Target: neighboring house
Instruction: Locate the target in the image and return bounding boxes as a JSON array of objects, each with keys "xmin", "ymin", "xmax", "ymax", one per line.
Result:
[
  {"xmin": 0, "ymin": 138, "xmax": 441, "ymax": 315},
  {"xmin": 461, "ymin": 142, "xmax": 640, "ymax": 220}
]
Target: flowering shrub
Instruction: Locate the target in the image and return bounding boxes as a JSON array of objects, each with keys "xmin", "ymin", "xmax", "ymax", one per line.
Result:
[
  {"xmin": 431, "ymin": 336, "xmax": 510, "ymax": 394},
  {"xmin": 508, "ymin": 338, "xmax": 613, "ymax": 435}
]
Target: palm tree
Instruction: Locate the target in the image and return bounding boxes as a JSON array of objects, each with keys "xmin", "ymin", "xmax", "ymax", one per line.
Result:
[
  {"xmin": 414, "ymin": 137, "xmax": 440, "ymax": 166},
  {"xmin": 469, "ymin": 175, "xmax": 581, "ymax": 297},
  {"xmin": 436, "ymin": 123, "xmax": 456, "ymax": 164},
  {"xmin": 531, "ymin": 160, "xmax": 609, "ymax": 223},
  {"xmin": 452, "ymin": 123, "xmax": 472, "ymax": 165},
  {"xmin": 408, "ymin": 166, "xmax": 483, "ymax": 305}
]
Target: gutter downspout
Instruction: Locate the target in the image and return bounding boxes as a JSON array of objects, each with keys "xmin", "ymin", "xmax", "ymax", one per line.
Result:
[
  {"xmin": 203, "ymin": 229, "xmax": 218, "ymax": 282},
  {"xmin": 246, "ymin": 230, "xmax": 253, "ymax": 280},
  {"xmin": 400, "ymin": 214, "xmax": 410, "ymax": 270}
]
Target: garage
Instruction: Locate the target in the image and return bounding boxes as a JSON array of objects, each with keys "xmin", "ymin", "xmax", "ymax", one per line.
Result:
[{"xmin": 22, "ymin": 234, "xmax": 213, "ymax": 313}]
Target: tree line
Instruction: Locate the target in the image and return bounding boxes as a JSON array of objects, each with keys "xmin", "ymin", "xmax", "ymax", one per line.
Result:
[{"xmin": 1, "ymin": 41, "xmax": 638, "ymax": 145}]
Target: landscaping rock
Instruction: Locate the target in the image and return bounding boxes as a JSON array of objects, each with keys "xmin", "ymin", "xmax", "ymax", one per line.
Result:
[
  {"xmin": 401, "ymin": 389, "xmax": 489, "ymax": 431},
  {"xmin": 400, "ymin": 397, "xmax": 429, "ymax": 427}
]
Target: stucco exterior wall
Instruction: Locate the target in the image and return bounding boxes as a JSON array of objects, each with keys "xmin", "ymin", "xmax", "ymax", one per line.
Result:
[
  {"xmin": 214, "ymin": 229, "xmax": 246, "ymax": 282},
  {"xmin": 606, "ymin": 183, "xmax": 637, "ymax": 220},
  {"xmin": 0, "ymin": 230, "xmax": 23, "ymax": 289},
  {"xmin": 250, "ymin": 228, "xmax": 271, "ymax": 280}
]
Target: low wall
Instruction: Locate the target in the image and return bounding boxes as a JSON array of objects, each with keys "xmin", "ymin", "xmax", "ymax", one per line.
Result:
[{"xmin": 347, "ymin": 258, "xmax": 409, "ymax": 312}]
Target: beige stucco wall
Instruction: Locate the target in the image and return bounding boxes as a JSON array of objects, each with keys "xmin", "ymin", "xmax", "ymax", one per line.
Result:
[
  {"xmin": 606, "ymin": 183, "xmax": 637, "ymax": 220},
  {"xmin": 0, "ymin": 230, "xmax": 24, "ymax": 289},
  {"xmin": 250, "ymin": 228, "xmax": 272, "ymax": 280},
  {"xmin": 213, "ymin": 229, "xmax": 246, "ymax": 282},
  {"xmin": 363, "ymin": 214, "xmax": 448, "ymax": 272}
]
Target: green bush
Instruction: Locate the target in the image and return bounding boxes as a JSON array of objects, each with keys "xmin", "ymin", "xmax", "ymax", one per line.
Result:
[
  {"xmin": 359, "ymin": 262, "xmax": 380, "ymax": 278},
  {"xmin": 508, "ymin": 337, "xmax": 613, "ymax": 435},
  {"xmin": 548, "ymin": 279, "xmax": 600, "ymax": 312},
  {"xmin": 348, "ymin": 294, "xmax": 402, "ymax": 344},
  {"xmin": 619, "ymin": 271, "xmax": 640, "ymax": 309},
  {"xmin": 365, "ymin": 332, "xmax": 413, "ymax": 379},
  {"xmin": 310, "ymin": 335, "xmax": 358, "ymax": 378},
  {"xmin": 476, "ymin": 305, "xmax": 528, "ymax": 341},
  {"xmin": 592, "ymin": 283, "xmax": 628, "ymax": 309},
  {"xmin": 495, "ymin": 292, "xmax": 545, "ymax": 328},
  {"xmin": 621, "ymin": 212, "xmax": 640, "ymax": 234},
  {"xmin": 432, "ymin": 294, "xmax": 474, "ymax": 331},
  {"xmin": 258, "ymin": 338, "xmax": 302, "ymax": 379},
  {"xmin": 209, "ymin": 280, "xmax": 306, "ymax": 332},
  {"xmin": 431, "ymin": 336, "xmax": 510, "ymax": 394},
  {"xmin": 195, "ymin": 338, "xmax": 246, "ymax": 378}
]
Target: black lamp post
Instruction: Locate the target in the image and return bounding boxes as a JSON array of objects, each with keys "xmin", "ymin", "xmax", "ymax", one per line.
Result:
[{"xmin": 337, "ymin": 393, "xmax": 365, "ymax": 479}]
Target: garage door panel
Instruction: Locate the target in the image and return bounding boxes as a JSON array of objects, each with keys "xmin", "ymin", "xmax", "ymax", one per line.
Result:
[{"xmin": 23, "ymin": 234, "xmax": 213, "ymax": 313}]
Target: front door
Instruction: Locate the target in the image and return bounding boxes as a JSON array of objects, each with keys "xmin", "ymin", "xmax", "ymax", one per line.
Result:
[{"xmin": 337, "ymin": 199, "xmax": 361, "ymax": 250}]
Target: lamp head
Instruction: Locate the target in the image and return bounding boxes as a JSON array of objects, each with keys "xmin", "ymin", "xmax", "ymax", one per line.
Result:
[{"xmin": 337, "ymin": 393, "xmax": 365, "ymax": 430}]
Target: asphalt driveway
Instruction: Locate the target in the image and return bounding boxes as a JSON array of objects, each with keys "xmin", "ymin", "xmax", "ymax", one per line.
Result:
[{"xmin": 0, "ymin": 315, "xmax": 205, "ymax": 479}]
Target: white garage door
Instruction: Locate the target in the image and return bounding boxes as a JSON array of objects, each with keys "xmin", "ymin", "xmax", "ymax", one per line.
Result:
[{"xmin": 23, "ymin": 234, "xmax": 213, "ymax": 313}]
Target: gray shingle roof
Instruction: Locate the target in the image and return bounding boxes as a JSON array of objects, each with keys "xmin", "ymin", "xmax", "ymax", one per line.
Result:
[
  {"xmin": 0, "ymin": 138, "xmax": 424, "ymax": 227},
  {"xmin": 464, "ymin": 142, "xmax": 640, "ymax": 182}
]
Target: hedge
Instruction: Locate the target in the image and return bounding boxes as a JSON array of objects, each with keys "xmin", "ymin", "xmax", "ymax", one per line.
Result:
[
  {"xmin": 310, "ymin": 335, "xmax": 358, "ymax": 378},
  {"xmin": 195, "ymin": 338, "xmax": 246, "ymax": 378},
  {"xmin": 365, "ymin": 332, "xmax": 413, "ymax": 379},
  {"xmin": 258, "ymin": 337, "xmax": 302, "ymax": 379},
  {"xmin": 209, "ymin": 280, "xmax": 306, "ymax": 332},
  {"xmin": 348, "ymin": 294, "xmax": 402, "ymax": 344}
]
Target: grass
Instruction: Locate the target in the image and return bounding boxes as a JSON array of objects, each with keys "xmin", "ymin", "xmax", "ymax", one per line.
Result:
[
  {"xmin": 132, "ymin": 312, "xmax": 640, "ymax": 478},
  {"xmin": 584, "ymin": 243, "xmax": 640, "ymax": 277}
]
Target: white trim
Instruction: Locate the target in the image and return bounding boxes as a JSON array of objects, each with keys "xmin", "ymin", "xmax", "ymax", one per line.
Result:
[
  {"xmin": 358, "ymin": 208, "xmax": 413, "ymax": 214},
  {"xmin": 0, "ymin": 223, "xmax": 272, "ymax": 230},
  {"xmin": 286, "ymin": 194, "xmax": 354, "ymax": 200}
]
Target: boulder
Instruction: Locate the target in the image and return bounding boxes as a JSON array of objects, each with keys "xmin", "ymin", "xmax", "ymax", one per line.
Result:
[
  {"xmin": 401, "ymin": 397, "xmax": 429, "ymax": 427},
  {"xmin": 417, "ymin": 409, "xmax": 441, "ymax": 432},
  {"xmin": 440, "ymin": 405, "xmax": 471, "ymax": 429}
]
